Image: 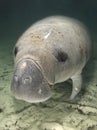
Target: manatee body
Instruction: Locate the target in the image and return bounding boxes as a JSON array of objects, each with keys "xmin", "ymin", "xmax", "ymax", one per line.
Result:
[{"xmin": 11, "ymin": 16, "xmax": 92, "ymax": 103}]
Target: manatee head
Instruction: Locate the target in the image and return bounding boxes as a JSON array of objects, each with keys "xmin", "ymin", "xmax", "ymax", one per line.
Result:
[{"xmin": 11, "ymin": 59, "xmax": 52, "ymax": 103}]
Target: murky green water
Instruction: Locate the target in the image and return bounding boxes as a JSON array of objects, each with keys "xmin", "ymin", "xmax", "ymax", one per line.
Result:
[{"xmin": 0, "ymin": 1, "xmax": 97, "ymax": 130}]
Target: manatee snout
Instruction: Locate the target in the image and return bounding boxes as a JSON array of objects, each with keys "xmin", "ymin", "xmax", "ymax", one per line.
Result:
[{"xmin": 11, "ymin": 59, "xmax": 52, "ymax": 103}]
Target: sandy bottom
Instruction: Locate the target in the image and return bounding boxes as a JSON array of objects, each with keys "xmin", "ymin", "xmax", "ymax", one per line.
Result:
[{"xmin": 0, "ymin": 37, "xmax": 97, "ymax": 130}]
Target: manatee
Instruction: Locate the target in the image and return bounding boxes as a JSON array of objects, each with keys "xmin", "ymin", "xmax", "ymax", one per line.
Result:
[{"xmin": 11, "ymin": 16, "xmax": 92, "ymax": 103}]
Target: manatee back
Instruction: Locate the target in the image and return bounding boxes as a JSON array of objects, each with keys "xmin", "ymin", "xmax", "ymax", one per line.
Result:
[
  {"xmin": 14, "ymin": 16, "xmax": 92, "ymax": 83},
  {"xmin": 16, "ymin": 16, "xmax": 91, "ymax": 61}
]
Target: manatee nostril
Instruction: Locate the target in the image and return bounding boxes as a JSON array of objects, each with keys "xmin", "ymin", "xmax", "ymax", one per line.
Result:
[{"xmin": 22, "ymin": 76, "xmax": 32, "ymax": 84}]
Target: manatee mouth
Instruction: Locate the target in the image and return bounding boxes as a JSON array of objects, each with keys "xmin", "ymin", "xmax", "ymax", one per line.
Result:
[{"xmin": 11, "ymin": 59, "xmax": 52, "ymax": 103}]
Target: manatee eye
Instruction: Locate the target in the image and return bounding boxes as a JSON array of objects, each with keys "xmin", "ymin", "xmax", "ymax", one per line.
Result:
[
  {"xmin": 14, "ymin": 46, "xmax": 18, "ymax": 57},
  {"xmin": 54, "ymin": 49, "xmax": 68, "ymax": 62}
]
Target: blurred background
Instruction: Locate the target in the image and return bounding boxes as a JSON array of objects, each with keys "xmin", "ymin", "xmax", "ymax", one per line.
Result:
[{"xmin": 0, "ymin": 0, "xmax": 97, "ymax": 46}]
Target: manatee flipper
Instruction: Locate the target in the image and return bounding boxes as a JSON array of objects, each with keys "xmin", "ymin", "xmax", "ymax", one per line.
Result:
[{"xmin": 70, "ymin": 73, "xmax": 82, "ymax": 100}]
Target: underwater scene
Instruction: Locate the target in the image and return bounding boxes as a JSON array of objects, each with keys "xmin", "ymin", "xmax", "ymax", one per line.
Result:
[{"xmin": 0, "ymin": 0, "xmax": 97, "ymax": 130}]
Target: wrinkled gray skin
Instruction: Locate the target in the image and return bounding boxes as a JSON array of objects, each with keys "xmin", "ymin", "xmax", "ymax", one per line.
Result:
[{"xmin": 11, "ymin": 16, "xmax": 92, "ymax": 103}]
